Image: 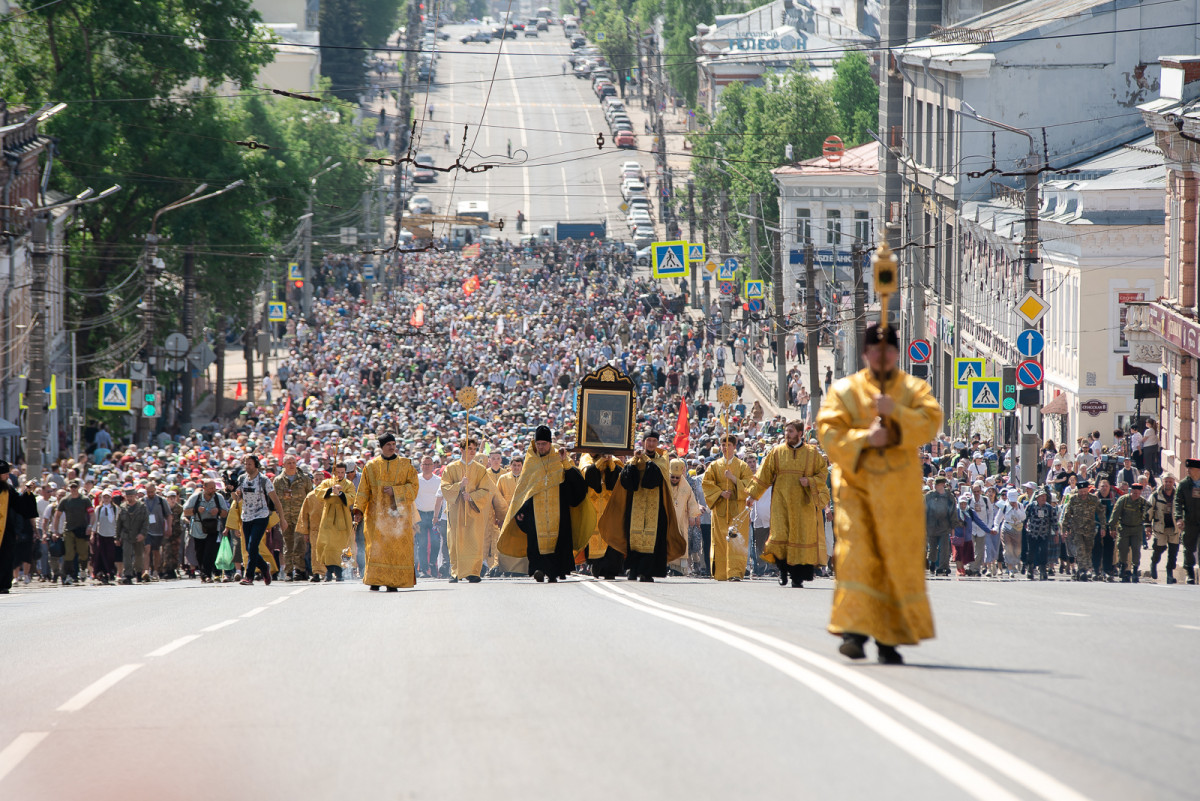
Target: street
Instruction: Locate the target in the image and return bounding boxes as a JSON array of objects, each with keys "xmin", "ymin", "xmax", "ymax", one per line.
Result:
[
  {"xmin": 411, "ymin": 24, "xmax": 648, "ymax": 241},
  {"xmin": 2, "ymin": 574, "xmax": 1197, "ymax": 800}
]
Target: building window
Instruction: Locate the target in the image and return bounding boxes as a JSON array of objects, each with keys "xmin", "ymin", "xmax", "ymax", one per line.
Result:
[
  {"xmin": 1117, "ymin": 292, "xmax": 1145, "ymax": 351},
  {"xmin": 1168, "ymin": 192, "xmax": 1181, "ymax": 301},
  {"xmin": 796, "ymin": 208, "xmax": 811, "ymax": 244},
  {"xmin": 946, "ymin": 111, "xmax": 954, "ymax": 174},
  {"xmin": 853, "ymin": 210, "xmax": 869, "ymax": 244},
  {"xmin": 915, "ymin": 100, "xmax": 924, "ymax": 164},
  {"xmin": 826, "ymin": 209, "xmax": 841, "ymax": 246}
]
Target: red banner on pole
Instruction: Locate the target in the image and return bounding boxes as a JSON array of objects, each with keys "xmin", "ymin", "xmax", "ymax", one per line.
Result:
[
  {"xmin": 673, "ymin": 397, "xmax": 689, "ymax": 455},
  {"xmin": 271, "ymin": 395, "xmax": 292, "ymax": 461}
]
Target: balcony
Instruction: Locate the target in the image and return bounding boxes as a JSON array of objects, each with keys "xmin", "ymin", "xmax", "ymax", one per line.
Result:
[{"xmin": 1123, "ymin": 301, "xmax": 1164, "ymax": 371}]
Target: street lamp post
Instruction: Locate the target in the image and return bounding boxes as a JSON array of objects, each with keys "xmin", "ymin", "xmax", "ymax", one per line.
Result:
[{"xmin": 25, "ymin": 184, "xmax": 121, "ymax": 480}]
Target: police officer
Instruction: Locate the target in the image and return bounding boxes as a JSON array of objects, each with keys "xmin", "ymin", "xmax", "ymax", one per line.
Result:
[
  {"xmin": 1174, "ymin": 458, "xmax": 1200, "ymax": 584},
  {"xmin": 1147, "ymin": 474, "xmax": 1179, "ymax": 584},
  {"xmin": 1109, "ymin": 482, "xmax": 1150, "ymax": 582},
  {"xmin": 1060, "ymin": 480, "xmax": 1104, "ymax": 581}
]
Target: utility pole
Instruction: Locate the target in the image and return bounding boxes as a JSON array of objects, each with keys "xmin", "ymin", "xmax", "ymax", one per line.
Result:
[
  {"xmin": 687, "ymin": 179, "xmax": 697, "ymax": 309},
  {"xmin": 700, "ymin": 187, "xmax": 711, "ymax": 317},
  {"xmin": 748, "ymin": 193, "xmax": 759, "ymax": 281},
  {"xmin": 137, "ymin": 233, "xmax": 162, "ymax": 445},
  {"xmin": 214, "ymin": 317, "xmax": 225, "ymax": 420},
  {"xmin": 1020, "ymin": 148, "xmax": 1043, "ymax": 485},
  {"xmin": 26, "ymin": 216, "xmax": 49, "ymax": 479},
  {"xmin": 852, "ymin": 244, "xmax": 866, "ymax": 368},
  {"xmin": 301, "ymin": 193, "xmax": 313, "ymax": 319},
  {"xmin": 393, "ymin": 0, "xmax": 422, "ymax": 219},
  {"xmin": 180, "ymin": 247, "xmax": 195, "ymax": 428},
  {"xmin": 772, "ymin": 230, "xmax": 787, "ymax": 409},
  {"xmin": 719, "ymin": 190, "xmax": 730, "ymax": 340},
  {"xmin": 806, "ymin": 239, "xmax": 820, "ymax": 423}
]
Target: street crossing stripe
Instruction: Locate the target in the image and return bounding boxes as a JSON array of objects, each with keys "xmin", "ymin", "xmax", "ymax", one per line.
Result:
[{"xmin": 584, "ymin": 581, "xmax": 1093, "ymax": 801}]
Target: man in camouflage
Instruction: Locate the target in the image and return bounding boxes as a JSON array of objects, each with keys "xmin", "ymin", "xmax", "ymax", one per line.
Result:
[
  {"xmin": 159, "ymin": 488, "xmax": 184, "ymax": 578},
  {"xmin": 1109, "ymin": 482, "xmax": 1150, "ymax": 582},
  {"xmin": 1059, "ymin": 480, "xmax": 1104, "ymax": 581},
  {"xmin": 116, "ymin": 484, "xmax": 150, "ymax": 585},
  {"xmin": 274, "ymin": 454, "xmax": 314, "ymax": 581},
  {"xmin": 1173, "ymin": 458, "xmax": 1200, "ymax": 585}
]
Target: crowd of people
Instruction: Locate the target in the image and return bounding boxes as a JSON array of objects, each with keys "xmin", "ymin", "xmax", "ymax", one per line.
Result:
[{"xmin": 0, "ymin": 239, "xmax": 1193, "ymax": 601}]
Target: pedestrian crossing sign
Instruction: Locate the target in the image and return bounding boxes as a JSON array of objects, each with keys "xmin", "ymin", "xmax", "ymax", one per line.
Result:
[
  {"xmin": 268, "ymin": 302, "xmax": 287, "ymax": 322},
  {"xmin": 687, "ymin": 243, "xmax": 705, "ymax": 264},
  {"xmin": 954, "ymin": 357, "xmax": 986, "ymax": 389},
  {"xmin": 744, "ymin": 279, "xmax": 764, "ymax": 299},
  {"xmin": 967, "ymin": 377, "xmax": 1002, "ymax": 413},
  {"xmin": 287, "ymin": 262, "xmax": 302, "ymax": 281},
  {"xmin": 97, "ymin": 378, "xmax": 132, "ymax": 411},
  {"xmin": 651, "ymin": 240, "xmax": 688, "ymax": 279},
  {"xmin": 19, "ymin": 374, "xmax": 56, "ymax": 411}
]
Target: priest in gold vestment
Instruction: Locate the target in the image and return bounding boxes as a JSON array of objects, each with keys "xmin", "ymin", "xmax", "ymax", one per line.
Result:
[
  {"xmin": 816, "ymin": 323, "xmax": 942, "ymax": 665},
  {"xmin": 352, "ymin": 433, "xmax": 419, "ymax": 591},
  {"xmin": 497, "ymin": 426, "xmax": 593, "ymax": 582},
  {"xmin": 703, "ymin": 435, "xmax": 754, "ymax": 581},
  {"xmin": 745, "ymin": 421, "xmax": 830, "ymax": 588},
  {"xmin": 582, "ymin": 453, "xmax": 624, "ymax": 579},
  {"xmin": 314, "ymin": 463, "xmax": 357, "ymax": 581},
  {"xmin": 440, "ymin": 437, "xmax": 495, "ymax": 583}
]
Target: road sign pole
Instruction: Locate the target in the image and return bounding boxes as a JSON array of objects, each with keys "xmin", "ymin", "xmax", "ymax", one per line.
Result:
[{"xmin": 1020, "ymin": 146, "xmax": 1043, "ymax": 485}]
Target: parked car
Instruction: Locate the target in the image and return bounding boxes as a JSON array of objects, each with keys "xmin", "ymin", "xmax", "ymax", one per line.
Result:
[
  {"xmin": 570, "ymin": 35, "xmax": 586, "ymax": 48},
  {"xmin": 537, "ymin": 20, "xmax": 549, "ymax": 31},
  {"xmin": 408, "ymin": 194, "xmax": 433, "ymax": 214},
  {"xmin": 523, "ymin": 25, "xmax": 538, "ymax": 36},
  {"xmin": 617, "ymin": 160, "xmax": 642, "ymax": 180},
  {"xmin": 413, "ymin": 153, "xmax": 436, "ymax": 183},
  {"xmin": 614, "ymin": 130, "xmax": 636, "ymax": 149},
  {"xmin": 595, "ymin": 83, "xmax": 617, "ymax": 99},
  {"xmin": 621, "ymin": 178, "xmax": 645, "ymax": 200}
]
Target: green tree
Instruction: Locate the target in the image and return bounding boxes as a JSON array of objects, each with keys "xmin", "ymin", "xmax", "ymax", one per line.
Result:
[
  {"xmin": 830, "ymin": 51, "xmax": 877, "ymax": 146},
  {"xmin": 320, "ymin": 0, "xmax": 369, "ymax": 99}
]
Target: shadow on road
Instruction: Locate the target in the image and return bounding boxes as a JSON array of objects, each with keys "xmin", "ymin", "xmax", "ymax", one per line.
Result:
[{"xmin": 886, "ymin": 663, "xmax": 1056, "ymax": 675}]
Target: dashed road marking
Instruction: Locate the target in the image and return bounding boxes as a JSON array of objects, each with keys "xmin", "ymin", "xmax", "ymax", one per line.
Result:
[
  {"xmin": 1056, "ymin": 612, "xmax": 1088, "ymax": 617},
  {"xmin": 268, "ymin": 596, "xmax": 290, "ymax": 606},
  {"xmin": 241, "ymin": 606, "xmax": 268, "ymax": 618},
  {"xmin": 201, "ymin": 619, "xmax": 240, "ymax": 632},
  {"xmin": 1176, "ymin": 624, "xmax": 1200, "ymax": 631},
  {"xmin": 973, "ymin": 601, "xmax": 997, "ymax": 606},
  {"xmin": 145, "ymin": 634, "xmax": 201, "ymax": 658},
  {"xmin": 0, "ymin": 732, "xmax": 49, "ymax": 784},
  {"xmin": 56, "ymin": 664, "xmax": 143, "ymax": 712}
]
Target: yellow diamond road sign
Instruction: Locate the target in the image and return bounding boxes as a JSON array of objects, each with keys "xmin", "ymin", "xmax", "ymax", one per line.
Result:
[
  {"xmin": 704, "ymin": 260, "xmax": 718, "ymax": 273},
  {"xmin": 1015, "ymin": 290, "xmax": 1049, "ymax": 326}
]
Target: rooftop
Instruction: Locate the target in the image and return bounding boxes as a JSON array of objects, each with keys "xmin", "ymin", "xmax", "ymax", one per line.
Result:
[{"xmin": 772, "ymin": 141, "xmax": 879, "ymax": 178}]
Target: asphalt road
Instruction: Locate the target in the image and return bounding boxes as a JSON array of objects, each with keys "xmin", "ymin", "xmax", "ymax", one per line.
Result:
[
  {"xmin": 2, "ymin": 572, "xmax": 1197, "ymax": 800},
  {"xmin": 409, "ymin": 23, "xmax": 651, "ymax": 242}
]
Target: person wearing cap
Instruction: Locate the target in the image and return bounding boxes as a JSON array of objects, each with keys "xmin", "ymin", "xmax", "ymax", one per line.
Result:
[
  {"xmin": 497, "ymin": 426, "xmax": 593, "ymax": 583},
  {"xmin": 274, "ymin": 454, "xmax": 314, "ymax": 582},
  {"xmin": 313, "ymin": 462, "xmax": 357, "ymax": 581},
  {"xmin": 816, "ymin": 321, "xmax": 943, "ymax": 665},
  {"xmin": 115, "ymin": 484, "xmax": 149, "ymax": 585},
  {"xmin": 53, "ymin": 480, "xmax": 93, "ymax": 585},
  {"xmin": 353, "ymin": 432, "xmax": 420, "ymax": 591},
  {"xmin": 1146, "ymin": 474, "xmax": 1179, "ymax": 583},
  {"xmin": 743, "ymin": 422, "xmax": 829, "ymax": 588},
  {"xmin": 181, "ymin": 478, "xmax": 229, "ymax": 583},
  {"xmin": 161, "ymin": 489, "xmax": 183, "ymax": 579},
  {"xmin": 438, "ymin": 435, "xmax": 494, "ymax": 584},
  {"xmin": 1059, "ymin": 479, "xmax": 1103, "ymax": 581},
  {"xmin": 1022, "ymin": 488, "xmax": 1057, "ymax": 580},
  {"xmin": 581, "ymin": 453, "xmax": 624, "ymax": 580},
  {"xmin": 924, "ymin": 477, "xmax": 957, "ymax": 576},
  {"xmin": 1109, "ymin": 482, "xmax": 1150, "ymax": 583},
  {"xmin": 991, "ymin": 489, "xmax": 1026, "ymax": 579},
  {"xmin": 91, "ymin": 489, "xmax": 120, "ymax": 585},
  {"xmin": 668, "ymin": 457, "xmax": 702, "ymax": 576},
  {"xmin": 596, "ymin": 431, "xmax": 687, "ymax": 582},
  {"xmin": 702, "ymin": 434, "xmax": 753, "ymax": 582},
  {"xmin": 1175, "ymin": 459, "xmax": 1200, "ymax": 584}
]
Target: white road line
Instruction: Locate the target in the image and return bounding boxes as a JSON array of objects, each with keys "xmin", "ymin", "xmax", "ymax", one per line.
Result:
[
  {"xmin": 973, "ymin": 601, "xmax": 997, "ymax": 606},
  {"xmin": 201, "ymin": 619, "xmax": 240, "ymax": 632},
  {"xmin": 583, "ymin": 582, "xmax": 1021, "ymax": 801},
  {"xmin": 268, "ymin": 596, "xmax": 290, "ymax": 606},
  {"xmin": 504, "ymin": 52, "xmax": 532, "ymax": 229},
  {"xmin": 241, "ymin": 606, "xmax": 268, "ymax": 618},
  {"xmin": 1176, "ymin": 624, "xmax": 1200, "ymax": 631},
  {"xmin": 587, "ymin": 582, "xmax": 1094, "ymax": 801},
  {"xmin": 1056, "ymin": 612, "xmax": 1088, "ymax": 617},
  {"xmin": 145, "ymin": 634, "xmax": 201, "ymax": 658},
  {"xmin": 0, "ymin": 732, "xmax": 48, "ymax": 784},
  {"xmin": 56, "ymin": 664, "xmax": 143, "ymax": 713},
  {"xmin": 560, "ymin": 166, "xmax": 571, "ymax": 220},
  {"xmin": 289, "ymin": 587, "xmax": 308, "ymax": 596}
]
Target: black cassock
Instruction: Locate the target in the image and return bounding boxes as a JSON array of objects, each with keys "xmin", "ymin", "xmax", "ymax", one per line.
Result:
[
  {"xmin": 513, "ymin": 466, "xmax": 588, "ymax": 580},
  {"xmin": 585, "ymin": 463, "xmax": 623, "ymax": 580},
  {"xmin": 618, "ymin": 459, "xmax": 670, "ymax": 579}
]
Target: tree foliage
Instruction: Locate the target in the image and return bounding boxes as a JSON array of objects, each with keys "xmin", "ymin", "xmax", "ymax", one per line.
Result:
[
  {"xmin": 0, "ymin": 0, "xmax": 378, "ymax": 365},
  {"xmin": 831, "ymin": 51, "xmax": 877, "ymax": 146}
]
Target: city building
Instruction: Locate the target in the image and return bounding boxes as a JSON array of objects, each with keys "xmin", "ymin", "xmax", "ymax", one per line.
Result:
[
  {"xmin": 691, "ymin": 0, "xmax": 879, "ymax": 117},
  {"xmin": 1132, "ymin": 55, "xmax": 1200, "ymax": 475},
  {"xmin": 882, "ymin": 0, "xmax": 1198, "ymax": 419}
]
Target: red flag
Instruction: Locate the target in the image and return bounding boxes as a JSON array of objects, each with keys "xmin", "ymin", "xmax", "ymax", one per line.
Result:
[
  {"xmin": 673, "ymin": 397, "xmax": 689, "ymax": 456},
  {"xmin": 235, "ymin": 381, "xmax": 243, "ymax": 399},
  {"xmin": 271, "ymin": 395, "xmax": 292, "ymax": 461},
  {"xmin": 462, "ymin": 275, "xmax": 480, "ymax": 296},
  {"xmin": 410, "ymin": 302, "xmax": 425, "ymax": 328}
]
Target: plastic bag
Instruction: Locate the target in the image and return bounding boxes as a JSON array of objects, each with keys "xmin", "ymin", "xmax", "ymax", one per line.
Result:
[{"xmin": 215, "ymin": 536, "xmax": 234, "ymax": 571}]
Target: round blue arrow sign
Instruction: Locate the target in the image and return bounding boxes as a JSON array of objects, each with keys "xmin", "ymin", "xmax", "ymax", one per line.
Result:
[{"xmin": 1017, "ymin": 329, "xmax": 1045, "ymax": 359}]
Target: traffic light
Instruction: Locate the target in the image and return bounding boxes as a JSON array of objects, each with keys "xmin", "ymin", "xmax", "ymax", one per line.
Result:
[
  {"xmin": 292, "ymin": 279, "xmax": 303, "ymax": 290},
  {"xmin": 141, "ymin": 379, "xmax": 159, "ymax": 417},
  {"xmin": 1001, "ymin": 366, "xmax": 1018, "ymax": 413}
]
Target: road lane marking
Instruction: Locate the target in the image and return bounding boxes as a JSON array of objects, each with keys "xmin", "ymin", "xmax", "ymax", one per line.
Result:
[
  {"xmin": 289, "ymin": 587, "xmax": 308, "ymax": 596},
  {"xmin": 1056, "ymin": 612, "xmax": 1088, "ymax": 617},
  {"xmin": 973, "ymin": 601, "xmax": 997, "ymax": 606},
  {"xmin": 583, "ymin": 582, "xmax": 1022, "ymax": 801},
  {"xmin": 57, "ymin": 664, "xmax": 143, "ymax": 712},
  {"xmin": 201, "ymin": 619, "xmax": 240, "ymax": 632},
  {"xmin": 268, "ymin": 596, "xmax": 290, "ymax": 606},
  {"xmin": 145, "ymin": 634, "xmax": 201, "ymax": 658},
  {"xmin": 587, "ymin": 582, "xmax": 1094, "ymax": 801},
  {"xmin": 241, "ymin": 606, "xmax": 268, "ymax": 618},
  {"xmin": 1176, "ymin": 624, "xmax": 1200, "ymax": 631},
  {"xmin": 0, "ymin": 732, "xmax": 48, "ymax": 784}
]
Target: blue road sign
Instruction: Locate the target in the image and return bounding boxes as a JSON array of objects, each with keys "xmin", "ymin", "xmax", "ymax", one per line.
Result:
[
  {"xmin": 1016, "ymin": 329, "xmax": 1045, "ymax": 359},
  {"xmin": 954, "ymin": 357, "xmax": 986, "ymax": 389},
  {"xmin": 967, "ymin": 378, "xmax": 1002, "ymax": 413},
  {"xmin": 908, "ymin": 339, "xmax": 931, "ymax": 363},
  {"xmin": 267, "ymin": 302, "xmax": 287, "ymax": 322},
  {"xmin": 98, "ymin": 378, "xmax": 132, "ymax": 411},
  {"xmin": 718, "ymin": 280, "xmax": 734, "ymax": 296},
  {"xmin": 747, "ymin": 298, "xmax": 763, "ymax": 312},
  {"xmin": 744, "ymin": 279, "xmax": 764, "ymax": 299},
  {"xmin": 1017, "ymin": 359, "xmax": 1044, "ymax": 388},
  {"xmin": 652, "ymin": 241, "xmax": 688, "ymax": 278},
  {"xmin": 687, "ymin": 243, "xmax": 705, "ymax": 263},
  {"xmin": 718, "ymin": 257, "xmax": 738, "ymax": 281}
]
